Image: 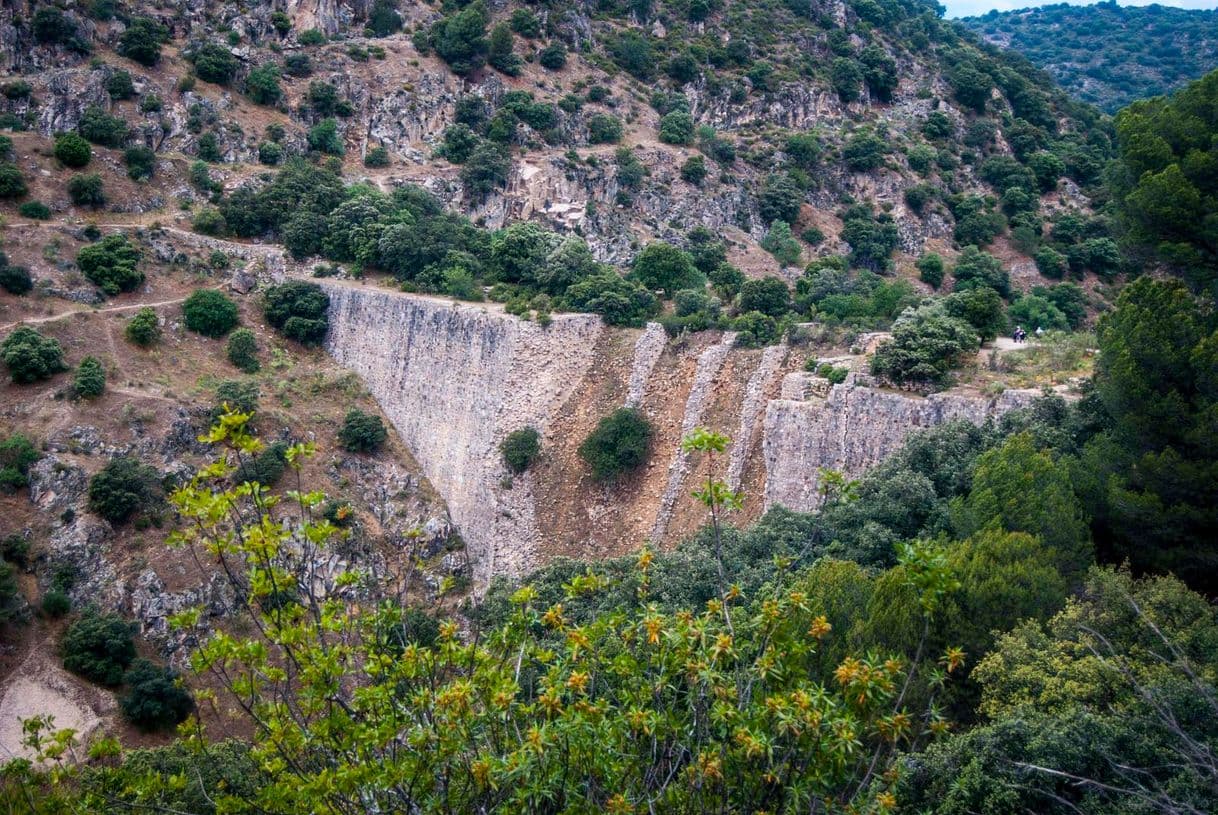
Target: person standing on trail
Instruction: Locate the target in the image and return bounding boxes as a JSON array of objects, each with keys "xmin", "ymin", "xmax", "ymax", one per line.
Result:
[{"xmin": 1013, "ymin": 325, "xmax": 1024, "ymax": 344}]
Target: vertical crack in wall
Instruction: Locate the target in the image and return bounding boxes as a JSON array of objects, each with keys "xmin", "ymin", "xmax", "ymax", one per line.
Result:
[{"xmin": 649, "ymin": 332, "xmax": 737, "ymax": 543}]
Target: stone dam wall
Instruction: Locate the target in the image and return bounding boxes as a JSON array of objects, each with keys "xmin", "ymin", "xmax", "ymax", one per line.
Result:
[
  {"xmin": 323, "ymin": 283, "xmax": 604, "ymax": 587},
  {"xmin": 323, "ymin": 285, "xmax": 1040, "ymax": 584}
]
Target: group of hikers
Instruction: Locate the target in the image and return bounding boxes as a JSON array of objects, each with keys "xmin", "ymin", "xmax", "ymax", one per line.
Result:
[{"xmin": 1011, "ymin": 325, "xmax": 1043, "ymax": 344}]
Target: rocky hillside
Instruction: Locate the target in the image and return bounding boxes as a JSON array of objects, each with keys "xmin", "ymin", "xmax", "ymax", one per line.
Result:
[{"xmin": 961, "ymin": 2, "xmax": 1218, "ymax": 113}]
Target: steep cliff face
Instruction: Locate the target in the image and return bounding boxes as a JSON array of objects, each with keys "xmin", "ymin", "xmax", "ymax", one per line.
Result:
[
  {"xmin": 322, "ymin": 283, "xmax": 604, "ymax": 586},
  {"xmin": 323, "ymin": 287, "xmax": 1039, "ymax": 584},
  {"xmin": 763, "ymin": 376, "xmax": 1040, "ymax": 511}
]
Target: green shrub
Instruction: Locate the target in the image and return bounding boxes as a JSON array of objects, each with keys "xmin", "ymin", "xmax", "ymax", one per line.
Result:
[
  {"xmin": 192, "ymin": 207, "xmax": 226, "ymax": 236},
  {"xmin": 501, "ymin": 427, "xmax": 541, "ymax": 473},
  {"xmin": 215, "ymin": 380, "xmax": 260, "ymax": 417},
  {"xmin": 339, "ymin": 409, "xmax": 388, "ymax": 454},
  {"xmin": 191, "ymin": 42, "xmax": 239, "ymax": 85},
  {"xmin": 579, "ymin": 407, "xmax": 653, "ymax": 482},
  {"xmin": 658, "ymin": 111, "xmax": 695, "ymax": 145},
  {"xmin": 739, "ymin": 277, "xmax": 792, "ymax": 317},
  {"xmin": 298, "ymin": 28, "xmax": 326, "ymax": 46},
  {"xmin": 916, "ymin": 253, "xmax": 945, "ymax": 288},
  {"xmin": 460, "ymin": 142, "xmax": 510, "ymax": 201},
  {"xmin": 106, "ymin": 70, "xmax": 135, "ymax": 100},
  {"xmin": 73, "ymin": 356, "xmax": 106, "ymax": 399},
  {"xmin": 237, "ymin": 441, "xmax": 289, "ymax": 487},
  {"xmin": 307, "ymin": 119, "xmax": 344, "ymax": 155},
  {"xmin": 54, "ymin": 133, "xmax": 92, "ymax": 167},
  {"xmin": 587, "ymin": 114, "xmax": 623, "ymax": 145},
  {"xmin": 246, "ymin": 63, "xmax": 282, "ymax": 105},
  {"xmin": 1, "ymin": 534, "xmax": 29, "ymax": 568},
  {"xmin": 225, "ymin": 328, "xmax": 260, "ymax": 373},
  {"xmin": 564, "ymin": 273, "xmax": 660, "ymax": 327},
  {"xmin": 263, "ymin": 281, "xmax": 329, "ymax": 344},
  {"xmin": 680, "ymin": 155, "xmax": 707, "ymax": 185},
  {"xmin": 41, "ymin": 590, "xmax": 70, "ymax": 618},
  {"xmin": 120, "ymin": 658, "xmax": 194, "ymax": 731},
  {"xmin": 0, "ymin": 263, "xmax": 32, "ymax": 295},
  {"xmin": 125, "ymin": 307, "xmax": 160, "ymax": 347},
  {"xmin": 18, "ymin": 200, "xmax": 51, "ymax": 220},
  {"xmin": 118, "ymin": 17, "xmax": 167, "ymax": 66},
  {"xmin": 183, "ymin": 289, "xmax": 239, "ymax": 338},
  {"xmin": 0, "ymin": 433, "xmax": 39, "ymax": 494},
  {"xmin": 631, "ymin": 243, "xmax": 702, "ymax": 297},
  {"xmin": 123, "ymin": 146, "xmax": 156, "ymax": 181},
  {"xmin": 197, "ymin": 132, "xmax": 222, "ymax": 162},
  {"xmin": 0, "ymin": 163, "xmax": 26, "ymax": 198},
  {"xmin": 67, "ymin": 173, "xmax": 105, "ymax": 207},
  {"xmin": 61, "ymin": 611, "xmax": 136, "ymax": 686},
  {"xmin": 77, "ymin": 234, "xmax": 142, "ymax": 295},
  {"xmin": 2, "ymin": 326, "xmax": 67, "ymax": 383},
  {"xmin": 757, "ymin": 173, "xmax": 803, "ymax": 225},
  {"xmin": 538, "ymin": 41, "xmax": 566, "ymax": 70},
  {"xmin": 870, "ymin": 301, "xmax": 980, "ymax": 389},
  {"xmin": 78, "ymin": 106, "xmax": 129, "ymax": 147},
  {"xmin": 88, "ymin": 455, "xmax": 163, "ymax": 525},
  {"xmin": 364, "ymin": 145, "xmax": 390, "ymax": 167},
  {"xmin": 733, "ymin": 311, "xmax": 781, "ymax": 347}
]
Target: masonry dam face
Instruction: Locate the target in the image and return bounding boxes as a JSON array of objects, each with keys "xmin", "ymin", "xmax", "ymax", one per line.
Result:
[{"xmin": 324, "ymin": 284, "xmax": 1036, "ymax": 588}]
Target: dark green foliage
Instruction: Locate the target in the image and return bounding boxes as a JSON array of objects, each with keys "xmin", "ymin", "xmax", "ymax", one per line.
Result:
[
  {"xmin": 125, "ymin": 307, "xmax": 160, "ymax": 347},
  {"xmin": 67, "ymin": 173, "xmax": 105, "ymax": 207},
  {"xmin": 226, "ymin": 328, "xmax": 259, "ymax": 373},
  {"xmin": 42, "ymin": 590, "xmax": 70, "ymax": 617},
  {"xmin": 298, "ymin": 28, "xmax": 326, "ymax": 46},
  {"xmin": 120, "ymin": 659, "xmax": 194, "ymax": 731},
  {"xmin": 0, "ymin": 262, "xmax": 32, "ymax": 295},
  {"xmin": 859, "ymin": 45, "xmax": 898, "ymax": 102},
  {"xmin": 263, "ymin": 281, "xmax": 329, "ymax": 345},
  {"xmin": 106, "ymin": 70, "xmax": 135, "ymax": 100},
  {"xmin": 237, "ymin": 442, "xmax": 289, "ymax": 487},
  {"xmin": 609, "ymin": 30, "xmax": 655, "ymax": 80},
  {"xmin": 1034, "ymin": 245, "xmax": 1068, "ymax": 279},
  {"xmin": 88, "ymin": 456, "xmax": 163, "ymax": 525},
  {"xmin": 215, "ymin": 380, "xmax": 260, "ymax": 416},
  {"xmin": 871, "ymin": 300, "xmax": 981, "ymax": 389},
  {"xmin": 795, "ymin": 260, "xmax": 916, "ymax": 328},
  {"xmin": 1035, "ymin": 282, "xmax": 1087, "ymax": 329},
  {"xmin": 630, "ymin": 243, "xmax": 703, "ymax": 297},
  {"xmin": 947, "ymin": 60, "xmax": 993, "ymax": 112},
  {"xmin": 739, "ymin": 277, "xmax": 791, "ymax": 318},
  {"xmin": 0, "ymin": 433, "xmax": 39, "ymax": 494},
  {"xmin": 840, "ymin": 205, "xmax": 899, "ymax": 271},
  {"xmin": 77, "ymin": 234, "xmax": 142, "ymax": 295},
  {"xmin": 921, "ymin": 112, "xmax": 953, "ymax": 140},
  {"xmin": 284, "ymin": 53, "xmax": 312, "ymax": 78},
  {"xmin": 961, "ymin": 4, "xmax": 1218, "ymax": 112},
  {"xmin": 830, "ymin": 58, "xmax": 862, "ymax": 103},
  {"xmin": 118, "ymin": 17, "xmax": 168, "ymax": 66},
  {"xmin": 501, "ymin": 427, "xmax": 541, "ymax": 474},
  {"xmin": 364, "ymin": 145, "xmax": 390, "ymax": 167},
  {"xmin": 73, "ymin": 356, "xmax": 106, "ymax": 399},
  {"xmin": 658, "ymin": 111, "xmax": 694, "ymax": 145},
  {"xmin": 307, "ymin": 119, "xmax": 344, "ymax": 156},
  {"xmin": 460, "ymin": 143, "xmax": 510, "ymax": 201},
  {"xmin": 733, "ymin": 311, "xmax": 780, "ymax": 348},
  {"xmin": 586, "ymin": 114, "xmax": 623, "ymax": 145},
  {"xmin": 761, "ymin": 221, "xmax": 802, "ymax": 267},
  {"xmin": 1008, "ymin": 293, "xmax": 1068, "ymax": 332},
  {"xmin": 61, "ymin": 611, "xmax": 136, "ymax": 686},
  {"xmin": 0, "ymin": 163, "xmax": 25, "ymax": 198},
  {"xmin": 191, "ymin": 43, "xmax": 239, "ymax": 85},
  {"xmin": 259, "ymin": 141, "xmax": 283, "ymax": 166},
  {"xmin": 509, "ymin": 9, "xmax": 541, "ymax": 38},
  {"xmin": 1085, "ymin": 278, "xmax": 1218, "ymax": 589},
  {"xmin": 538, "ymin": 42, "xmax": 566, "ymax": 70},
  {"xmin": 428, "ymin": 2, "xmax": 490, "ymax": 76},
  {"xmin": 246, "ymin": 63, "xmax": 282, "ymax": 106},
  {"xmin": 123, "ymin": 146, "xmax": 155, "ymax": 181},
  {"xmin": 757, "ymin": 173, "xmax": 803, "ymax": 226},
  {"xmin": 951, "ymin": 246, "xmax": 1010, "ymax": 298},
  {"xmin": 487, "ymin": 23, "xmax": 521, "ymax": 76},
  {"xmin": 943, "ymin": 286, "xmax": 1006, "ymax": 342},
  {"xmin": 182, "ymin": 289, "xmax": 239, "ymax": 338},
  {"xmin": 843, "ymin": 132, "xmax": 889, "ymax": 172},
  {"xmin": 440, "ymin": 124, "xmax": 479, "ymax": 163},
  {"xmin": 33, "ymin": 6, "xmax": 77, "ymax": 45},
  {"xmin": 1112, "ymin": 70, "xmax": 1218, "ymax": 288},
  {"xmin": 2, "ymin": 326, "xmax": 67, "ymax": 383},
  {"xmin": 54, "ymin": 132, "xmax": 91, "ymax": 167},
  {"xmin": 917, "ymin": 253, "xmax": 945, "ymax": 288},
  {"xmin": 78, "ymin": 106, "xmax": 128, "ymax": 147},
  {"xmin": 18, "ymin": 200, "xmax": 50, "ymax": 220},
  {"xmin": 367, "ymin": 0, "xmax": 402, "ymax": 37},
  {"xmin": 339, "ymin": 409, "xmax": 388, "ymax": 454},
  {"xmin": 579, "ymin": 408, "xmax": 653, "ymax": 482},
  {"xmin": 564, "ymin": 273, "xmax": 660, "ymax": 327}
]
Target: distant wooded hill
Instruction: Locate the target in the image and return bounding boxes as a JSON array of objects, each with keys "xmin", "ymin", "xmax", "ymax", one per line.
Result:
[{"xmin": 961, "ymin": 2, "xmax": 1218, "ymax": 112}]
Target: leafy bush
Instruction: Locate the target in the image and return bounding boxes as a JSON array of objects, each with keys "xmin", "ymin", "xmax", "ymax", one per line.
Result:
[
  {"xmin": 917, "ymin": 253, "xmax": 945, "ymax": 288},
  {"xmin": 246, "ymin": 63, "xmax": 282, "ymax": 105},
  {"xmin": 118, "ymin": 17, "xmax": 167, "ymax": 66},
  {"xmin": 73, "ymin": 356, "xmax": 106, "ymax": 399},
  {"xmin": 870, "ymin": 301, "xmax": 981, "ymax": 389},
  {"xmin": 579, "ymin": 407, "xmax": 653, "ymax": 482},
  {"xmin": 733, "ymin": 311, "xmax": 781, "ymax": 347},
  {"xmin": 307, "ymin": 119, "xmax": 344, "ymax": 156},
  {"xmin": 123, "ymin": 146, "xmax": 156, "ymax": 181},
  {"xmin": 631, "ymin": 243, "xmax": 702, "ymax": 297},
  {"xmin": 0, "ymin": 262, "xmax": 32, "ymax": 295},
  {"xmin": 680, "ymin": 155, "xmax": 708, "ymax": 185},
  {"xmin": 501, "ymin": 427, "xmax": 541, "ymax": 473},
  {"xmin": 120, "ymin": 658, "xmax": 194, "ymax": 731},
  {"xmin": 226, "ymin": 328, "xmax": 260, "ymax": 373},
  {"xmin": 54, "ymin": 132, "xmax": 91, "ymax": 167},
  {"xmin": 125, "ymin": 307, "xmax": 160, "ymax": 347},
  {"xmin": 41, "ymin": 590, "xmax": 70, "ymax": 618},
  {"xmin": 761, "ymin": 222, "xmax": 802, "ymax": 267},
  {"xmin": 658, "ymin": 111, "xmax": 695, "ymax": 145},
  {"xmin": 338, "ymin": 409, "xmax": 388, "ymax": 454},
  {"xmin": 0, "ymin": 433, "xmax": 39, "ymax": 494},
  {"xmin": 427, "ymin": 2, "xmax": 490, "ymax": 76},
  {"xmin": 77, "ymin": 234, "xmax": 142, "ymax": 295},
  {"xmin": 0, "ymin": 163, "xmax": 25, "ymax": 198},
  {"xmin": 215, "ymin": 380, "xmax": 260, "ymax": 416},
  {"xmin": 67, "ymin": 173, "xmax": 105, "ymax": 207},
  {"xmin": 586, "ymin": 114, "xmax": 623, "ymax": 145},
  {"xmin": 78, "ymin": 106, "xmax": 129, "ymax": 147},
  {"xmin": 61, "ymin": 611, "xmax": 136, "ymax": 686},
  {"xmin": 18, "ymin": 200, "xmax": 51, "ymax": 220},
  {"xmin": 106, "ymin": 70, "xmax": 135, "ymax": 100},
  {"xmin": 538, "ymin": 42, "xmax": 566, "ymax": 70},
  {"xmin": 2, "ymin": 326, "xmax": 67, "ymax": 383},
  {"xmin": 951, "ymin": 246, "xmax": 1010, "ymax": 298},
  {"xmin": 191, "ymin": 43, "xmax": 239, "ymax": 85},
  {"xmin": 739, "ymin": 277, "xmax": 792, "ymax": 318},
  {"xmin": 563, "ymin": 273, "xmax": 660, "ymax": 327},
  {"xmin": 757, "ymin": 173, "xmax": 803, "ymax": 225},
  {"xmin": 364, "ymin": 145, "xmax": 390, "ymax": 167},
  {"xmin": 263, "ymin": 281, "xmax": 329, "ymax": 344},
  {"xmin": 487, "ymin": 23, "xmax": 521, "ymax": 76},
  {"xmin": 182, "ymin": 289, "xmax": 239, "ymax": 338},
  {"xmin": 88, "ymin": 455, "xmax": 163, "ymax": 525},
  {"xmin": 459, "ymin": 143, "xmax": 510, "ymax": 200},
  {"xmin": 843, "ymin": 132, "xmax": 889, "ymax": 172}
]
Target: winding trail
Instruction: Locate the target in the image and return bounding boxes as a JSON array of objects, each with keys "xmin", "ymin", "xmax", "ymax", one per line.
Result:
[{"xmin": 0, "ymin": 297, "xmax": 188, "ymax": 333}]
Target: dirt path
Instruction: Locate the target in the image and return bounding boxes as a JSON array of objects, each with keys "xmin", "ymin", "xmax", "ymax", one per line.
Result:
[{"xmin": 0, "ymin": 297, "xmax": 188, "ymax": 333}]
